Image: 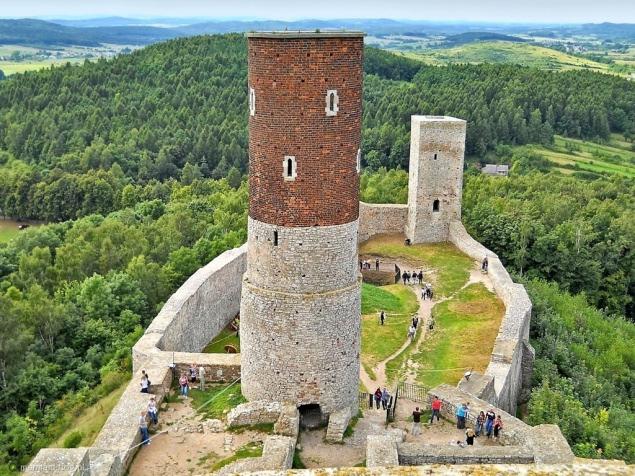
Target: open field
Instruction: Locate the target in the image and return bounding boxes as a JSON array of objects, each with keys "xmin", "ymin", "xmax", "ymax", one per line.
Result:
[
  {"xmin": 0, "ymin": 57, "xmax": 84, "ymax": 75},
  {"xmin": 531, "ymin": 135, "xmax": 635, "ymax": 178},
  {"xmin": 402, "ymin": 41, "xmax": 614, "ymax": 73}
]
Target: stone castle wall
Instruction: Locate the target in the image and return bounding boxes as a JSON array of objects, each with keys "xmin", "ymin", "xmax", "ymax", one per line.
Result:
[
  {"xmin": 357, "ymin": 202, "xmax": 408, "ymax": 243},
  {"xmin": 448, "ymin": 221, "xmax": 533, "ymax": 413},
  {"xmin": 131, "ymin": 244, "xmax": 246, "ymax": 370}
]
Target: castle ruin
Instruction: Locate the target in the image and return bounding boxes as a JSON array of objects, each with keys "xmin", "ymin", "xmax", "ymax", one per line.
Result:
[{"xmin": 23, "ymin": 30, "xmax": 631, "ymax": 476}]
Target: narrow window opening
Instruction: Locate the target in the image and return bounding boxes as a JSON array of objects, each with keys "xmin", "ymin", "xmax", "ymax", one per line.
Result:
[
  {"xmin": 283, "ymin": 156, "xmax": 297, "ymax": 181},
  {"xmin": 249, "ymin": 87, "xmax": 256, "ymax": 116},
  {"xmin": 433, "ymin": 200, "xmax": 440, "ymax": 212},
  {"xmin": 273, "ymin": 231, "xmax": 278, "ymax": 246},
  {"xmin": 433, "ymin": 153, "xmax": 438, "ymax": 160},
  {"xmin": 325, "ymin": 89, "xmax": 339, "ymax": 116},
  {"xmin": 356, "ymin": 149, "xmax": 361, "ymax": 173}
]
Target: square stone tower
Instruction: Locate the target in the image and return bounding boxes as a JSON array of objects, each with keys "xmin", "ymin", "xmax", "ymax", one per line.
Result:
[{"xmin": 406, "ymin": 115, "xmax": 466, "ymax": 243}]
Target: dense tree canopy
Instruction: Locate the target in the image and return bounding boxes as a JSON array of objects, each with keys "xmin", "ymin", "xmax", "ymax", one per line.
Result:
[{"xmin": 0, "ymin": 37, "xmax": 633, "ymax": 221}]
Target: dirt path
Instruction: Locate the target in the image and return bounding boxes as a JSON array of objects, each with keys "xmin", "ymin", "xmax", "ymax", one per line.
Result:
[
  {"xmin": 127, "ymin": 397, "xmax": 265, "ymax": 475},
  {"xmin": 360, "ymin": 259, "xmax": 495, "ymax": 390}
]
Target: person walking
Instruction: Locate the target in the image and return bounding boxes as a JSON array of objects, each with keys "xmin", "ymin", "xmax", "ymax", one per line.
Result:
[
  {"xmin": 413, "ymin": 316, "xmax": 419, "ymax": 329},
  {"xmin": 411, "ymin": 407, "xmax": 422, "ymax": 436},
  {"xmin": 456, "ymin": 403, "xmax": 467, "ymax": 429},
  {"xmin": 374, "ymin": 387, "xmax": 382, "ymax": 410},
  {"xmin": 375, "ymin": 258, "xmax": 380, "ymax": 271},
  {"xmin": 408, "ymin": 325, "xmax": 416, "ymax": 341},
  {"xmin": 485, "ymin": 409, "xmax": 496, "ymax": 437},
  {"xmin": 189, "ymin": 364, "xmax": 197, "ymax": 384},
  {"xmin": 430, "ymin": 396, "xmax": 442, "ymax": 423},
  {"xmin": 421, "ymin": 286, "xmax": 427, "ymax": 300},
  {"xmin": 494, "ymin": 415, "xmax": 503, "ymax": 440},
  {"xmin": 139, "ymin": 411, "xmax": 150, "ymax": 446},
  {"xmin": 140, "ymin": 373, "xmax": 150, "ymax": 394},
  {"xmin": 179, "ymin": 372, "xmax": 189, "ymax": 399},
  {"xmin": 402, "ymin": 271, "xmax": 408, "ymax": 284},
  {"xmin": 465, "ymin": 428, "xmax": 475, "ymax": 446},
  {"xmin": 475, "ymin": 411, "xmax": 485, "ymax": 436},
  {"xmin": 147, "ymin": 397, "xmax": 158, "ymax": 426},
  {"xmin": 198, "ymin": 364, "xmax": 206, "ymax": 391},
  {"xmin": 418, "ymin": 271, "xmax": 423, "ymax": 284},
  {"xmin": 482, "ymin": 256, "xmax": 489, "ymax": 272},
  {"xmin": 381, "ymin": 387, "xmax": 389, "ymax": 410},
  {"xmin": 380, "ymin": 310, "xmax": 385, "ymax": 326}
]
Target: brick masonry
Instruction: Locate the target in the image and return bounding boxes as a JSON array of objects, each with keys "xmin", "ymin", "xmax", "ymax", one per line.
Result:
[{"xmin": 248, "ymin": 33, "xmax": 363, "ymax": 227}]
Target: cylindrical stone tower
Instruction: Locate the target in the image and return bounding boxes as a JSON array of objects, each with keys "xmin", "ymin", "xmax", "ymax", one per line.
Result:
[
  {"xmin": 406, "ymin": 115, "xmax": 466, "ymax": 243},
  {"xmin": 240, "ymin": 31, "xmax": 364, "ymax": 419}
]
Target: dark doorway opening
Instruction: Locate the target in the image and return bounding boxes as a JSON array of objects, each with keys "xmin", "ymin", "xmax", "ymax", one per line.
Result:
[{"xmin": 299, "ymin": 404, "xmax": 325, "ymax": 430}]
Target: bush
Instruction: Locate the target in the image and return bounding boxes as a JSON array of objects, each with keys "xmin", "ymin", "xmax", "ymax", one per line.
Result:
[{"xmin": 62, "ymin": 431, "xmax": 83, "ymax": 448}]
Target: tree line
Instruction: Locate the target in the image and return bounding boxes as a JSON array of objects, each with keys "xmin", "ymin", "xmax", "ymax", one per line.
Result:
[
  {"xmin": 0, "ymin": 178, "xmax": 247, "ymax": 471},
  {"xmin": 0, "ymin": 37, "xmax": 633, "ymax": 222}
]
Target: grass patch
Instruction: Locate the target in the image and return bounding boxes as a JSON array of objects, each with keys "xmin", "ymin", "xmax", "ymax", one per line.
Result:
[
  {"xmin": 292, "ymin": 449, "xmax": 306, "ymax": 469},
  {"xmin": 361, "ymin": 283, "xmax": 419, "ymax": 315},
  {"xmin": 202, "ymin": 327, "xmax": 240, "ymax": 353},
  {"xmin": 360, "ymin": 234, "xmax": 473, "ymax": 297},
  {"xmin": 189, "ymin": 382, "xmax": 246, "ymax": 419},
  {"xmin": 412, "ymin": 283, "xmax": 504, "ymax": 387},
  {"xmin": 210, "ymin": 441, "xmax": 263, "ymax": 471},
  {"xmin": 343, "ymin": 409, "xmax": 364, "ymax": 438},
  {"xmin": 51, "ymin": 378, "xmax": 127, "ymax": 448},
  {"xmin": 227, "ymin": 422, "xmax": 275, "ymax": 434},
  {"xmin": 361, "ymin": 285, "xmax": 418, "ymax": 378}
]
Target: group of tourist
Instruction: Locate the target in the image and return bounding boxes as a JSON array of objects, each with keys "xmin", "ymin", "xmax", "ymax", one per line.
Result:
[
  {"xmin": 137, "ymin": 363, "xmax": 209, "ymax": 446},
  {"xmin": 402, "ymin": 270, "xmax": 424, "ymax": 285},
  {"xmin": 411, "ymin": 397, "xmax": 504, "ymax": 446},
  {"xmin": 372, "ymin": 387, "xmax": 391, "ymax": 410},
  {"xmin": 360, "ymin": 258, "xmax": 380, "ymax": 271}
]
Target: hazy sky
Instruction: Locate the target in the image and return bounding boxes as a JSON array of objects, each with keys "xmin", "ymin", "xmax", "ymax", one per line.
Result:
[{"xmin": 2, "ymin": 0, "xmax": 634, "ymax": 23}]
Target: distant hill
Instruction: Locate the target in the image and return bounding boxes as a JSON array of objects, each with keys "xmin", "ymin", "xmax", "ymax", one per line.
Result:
[
  {"xmin": 0, "ymin": 18, "xmax": 180, "ymax": 46},
  {"xmin": 442, "ymin": 32, "xmax": 527, "ymax": 46},
  {"xmin": 407, "ymin": 40, "xmax": 613, "ymax": 72}
]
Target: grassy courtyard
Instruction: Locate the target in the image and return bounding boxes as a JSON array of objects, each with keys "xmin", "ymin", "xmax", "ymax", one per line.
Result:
[
  {"xmin": 359, "ymin": 234, "xmax": 473, "ymax": 297},
  {"xmin": 359, "ymin": 236, "xmax": 505, "ymax": 389},
  {"xmin": 410, "ymin": 283, "xmax": 504, "ymax": 387},
  {"xmin": 361, "ymin": 284, "xmax": 419, "ymax": 379}
]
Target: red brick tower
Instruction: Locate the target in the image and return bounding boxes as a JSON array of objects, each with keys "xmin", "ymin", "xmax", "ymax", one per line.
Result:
[{"xmin": 240, "ymin": 31, "xmax": 364, "ymax": 421}]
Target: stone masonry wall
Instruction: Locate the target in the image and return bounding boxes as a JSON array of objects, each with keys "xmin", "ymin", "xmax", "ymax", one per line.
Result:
[
  {"xmin": 358, "ymin": 201, "xmax": 408, "ymax": 243},
  {"xmin": 406, "ymin": 116, "xmax": 466, "ymax": 244},
  {"xmin": 132, "ymin": 244, "xmax": 246, "ymax": 371},
  {"xmin": 240, "ymin": 278, "xmax": 361, "ymax": 416},
  {"xmin": 448, "ymin": 221, "xmax": 533, "ymax": 414}
]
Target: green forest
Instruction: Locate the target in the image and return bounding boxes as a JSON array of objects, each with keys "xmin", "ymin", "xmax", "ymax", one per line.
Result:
[{"xmin": 0, "ymin": 34, "xmax": 634, "ymax": 470}]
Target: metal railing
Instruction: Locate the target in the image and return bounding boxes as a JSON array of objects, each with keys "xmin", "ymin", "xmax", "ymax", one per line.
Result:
[{"xmin": 396, "ymin": 381, "xmax": 429, "ymax": 405}]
